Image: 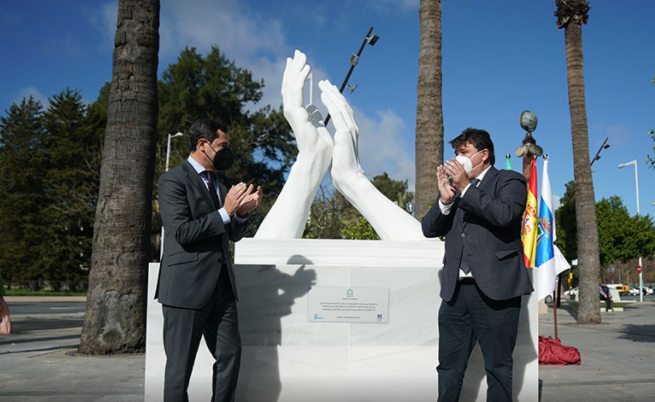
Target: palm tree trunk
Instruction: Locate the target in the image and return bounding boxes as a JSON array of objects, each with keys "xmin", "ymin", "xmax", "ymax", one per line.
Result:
[
  {"xmin": 415, "ymin": 0, "xmax": 444, "ymax": 219},
  {"xmin": 79, "ymin": 0, "xmax": 160, "ymax": 354},
  {"xmin": 557, "ymin": 0, "xmax": 601, "ymax": 324}
]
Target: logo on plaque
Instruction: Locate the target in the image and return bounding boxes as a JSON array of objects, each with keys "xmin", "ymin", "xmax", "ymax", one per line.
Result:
[{"xmin": 346, "ymin": 288, "xmax": 354, "ymax": 298}]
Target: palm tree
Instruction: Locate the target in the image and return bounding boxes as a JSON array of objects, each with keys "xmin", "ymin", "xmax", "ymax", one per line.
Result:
[
  {"xmin": 415, "ymin": 0, "xmax": 444, "ymax": 219},
  {"xmin": 79, "ymin": 0, "xmax": 160, "ymax": 353},
  {"xmin": 555, "ymin": 0, "xmax": 601, "ymax": 324}
]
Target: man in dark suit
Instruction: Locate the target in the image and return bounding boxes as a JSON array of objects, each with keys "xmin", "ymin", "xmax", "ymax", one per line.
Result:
[
  {"xmin": 157, "ymin": 118, "xmax": 263, "ymax": 402},
  {"xmin": 422, "ymin": 128, "xmax": 533, "ymax": 402}
]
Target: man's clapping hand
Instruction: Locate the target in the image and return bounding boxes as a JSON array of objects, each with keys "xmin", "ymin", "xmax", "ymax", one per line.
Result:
[{"xmin": 237, "ymin": 185, "xmax": 263, "ymax": 217}]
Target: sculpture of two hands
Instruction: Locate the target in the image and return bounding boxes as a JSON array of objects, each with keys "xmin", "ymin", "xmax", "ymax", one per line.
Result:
[{"xmin": 255, "ymin": 50, "xmax": 424, "ymax": 241}]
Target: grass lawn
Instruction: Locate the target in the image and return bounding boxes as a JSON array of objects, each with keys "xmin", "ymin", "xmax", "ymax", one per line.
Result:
[{"xmin": 4, "ymin": 289, "xmax": 87, "ymax": 297}]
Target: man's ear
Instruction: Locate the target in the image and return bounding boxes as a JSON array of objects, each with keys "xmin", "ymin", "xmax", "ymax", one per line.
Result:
[{"xmin": 196, "ymin": 138, "xmax": 206, "ymax": 152}]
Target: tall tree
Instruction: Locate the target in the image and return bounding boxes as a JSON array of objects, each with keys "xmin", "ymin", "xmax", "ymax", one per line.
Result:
[
  {"xmin": 40, "ymin": 89, "xmax": 102, "ymax": 288},
  {"xmin": 555, "ymin": 0, "xmax": 601, "ymax": 324},
  {"xmin": 557, "ymin": 190, "xmax": 655, "ymax": 267},
  {"xmin": 415, "ymin": 0, "xmax": 444, "ymax": 219},
  {"xmin": 0, "ymin": 98, "xmax": 47, "ymax": 282},
  {"xmin": 595, "ymin": 197, "xmax": 655, "ymax": 268},
  {"xmin": 79, "ymin": 0, "xmax": 160, "ymax": 354}
]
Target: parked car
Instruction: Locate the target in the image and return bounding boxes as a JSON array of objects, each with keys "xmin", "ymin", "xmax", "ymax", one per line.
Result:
[
  {"xmin": 608, "ymin": 284, "xmax": 630, "ymax": 296},
  {"xmin": 633, "ymin": 287, "xmax": 653, "ymax": 296}
]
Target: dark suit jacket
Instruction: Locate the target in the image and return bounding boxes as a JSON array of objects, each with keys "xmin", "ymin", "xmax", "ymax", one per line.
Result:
[
  {"xmin": 156, "ymin": 160, "xmax": 248, "ymax": 309},
  {"xmin": 422, "ymin": 166, "xmax": 534, "ymax": 302}
]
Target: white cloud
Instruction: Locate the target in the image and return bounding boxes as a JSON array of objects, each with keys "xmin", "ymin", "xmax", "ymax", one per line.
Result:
[
  {"xmin": 159, "ymin": 0, "xmax": 287, "ymax": 61},
  {"xmin": 156, "ymin": 0, "xmax": 299, "ymax": 110},
  {"xmin": 87, "ymin": 2, "xmax": 117, "ymax": 51},
  {"xmin": 592, "ymin": 122, "xmax": 630, "ymax": 148},
  {"xmin": 353, "ymin": 107, "xmax": 416, "ymax": 190},
  {"xmin": 552, "ymin": 194, "xmax": 562, "ymax": 212},
  {"xmin": 605, "ymin": 125, "xmax": 629, "ymax": 147},
  {"xmin": 14, "ymin": 87, "xmax": 50, "ymax": 110}
]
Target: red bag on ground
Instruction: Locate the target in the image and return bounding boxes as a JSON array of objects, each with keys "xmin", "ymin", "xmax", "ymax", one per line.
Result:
[{"xmin": 538, "ymin": 335, "xmax": 581, "ymax": 365}]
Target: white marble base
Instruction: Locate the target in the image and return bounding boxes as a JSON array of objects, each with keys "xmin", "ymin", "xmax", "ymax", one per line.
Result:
[{"xmin": 145, "ymin": 239, "xmax": 538, "ymax": 402}]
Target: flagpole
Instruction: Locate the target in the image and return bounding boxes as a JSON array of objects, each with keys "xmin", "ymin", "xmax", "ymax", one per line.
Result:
[
  {"xmin": 543, "ymin": 154, "xmax": 559, "ymax": 340},
  {"xmin": 553, "ymin": 283, "xmax": 559, "ymax": 340}
]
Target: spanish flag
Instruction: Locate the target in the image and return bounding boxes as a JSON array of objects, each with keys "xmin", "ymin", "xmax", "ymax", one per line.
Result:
[{"xmin": 521, "ymin": 158, "xmax": 538, "ymax": 267}]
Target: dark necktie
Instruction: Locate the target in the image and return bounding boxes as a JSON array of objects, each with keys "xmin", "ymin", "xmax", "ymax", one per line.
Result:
[
  {"xmin": 201, "ymin": 171, "xmax": 220, "ymax": 209},
  {"xmin": 460, "ymin": 178, "xmax": 480, "ymax": 274}
]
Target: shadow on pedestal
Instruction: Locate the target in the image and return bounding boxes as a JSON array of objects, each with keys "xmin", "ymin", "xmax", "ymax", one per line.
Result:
[{"xmin": 236, "ymin": 255, "xmax": 316, "ymax": 402}]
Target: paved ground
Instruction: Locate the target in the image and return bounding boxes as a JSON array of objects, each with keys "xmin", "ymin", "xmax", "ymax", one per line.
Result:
[
  {"xmin": 0, "ymin": 298, "xmax": 144, "ymax": 402},
  {"xmin": 1, "ymin": 297, "xmax": 654, "ymax": 401},
  {"xmin": 539, "ymin": 300, "xmax": 655, "ymax": 401}
]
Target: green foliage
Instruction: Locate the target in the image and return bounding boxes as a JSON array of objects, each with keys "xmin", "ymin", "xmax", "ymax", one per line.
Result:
[
  {"xmin": 0, "ymin": 89, "xmax": 105, "ymax": 283},
  {"xmin": 554, "ymin": 181, "xmax": 577, "ymax": 262},
  {"xmin": 596, "ymin": 196, "xmax": 655, "ymax": 265},
  {"xmin": 303, "ymin": 185, "xmax": 353, "ymax": 239},
  {"xmin": 4, "ymin": 288, "xmax": 87, "ymax": 297},
  {"xmin": 40, "ymin": 89, "xmax": 104, "ymax": 282},
  {"xmin": 156, "ymin": 46, "xmax": 296, "ymax": 237},
  {"xmin": 341, "ymin": 216, "xmax": 381, "ymax": 240},
  {"xmin": 0, "ymin": 97, "xmax": 47, "ymax": 281},
  {"xmin": 555, "ymin": 182, "xmax": 655, "ymax": 269},
  {"xmin": 304, "ymin": 173, "xmax": 414, "ymax": 240},
  {"xmin": 370, "ymin": 172, "xmax": 414, "ymax": 207}
]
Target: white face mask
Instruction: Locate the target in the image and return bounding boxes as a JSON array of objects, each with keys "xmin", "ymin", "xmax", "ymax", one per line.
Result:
[{"xmin": 455, "ymin": 150, "xmax": 484, "ymax": 175}]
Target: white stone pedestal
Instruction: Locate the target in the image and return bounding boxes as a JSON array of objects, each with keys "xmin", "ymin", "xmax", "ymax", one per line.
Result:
[{"xmin": 145, "ymin": 238, "xmax": 538, "ymax": 402}]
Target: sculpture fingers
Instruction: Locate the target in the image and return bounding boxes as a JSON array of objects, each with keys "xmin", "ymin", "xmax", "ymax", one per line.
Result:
[
  {"xmin": 319, "ymin": 81, "xmax": 353, "ymax": 135},
  {"xmin": 318, "ymin": 81, "xmax": 347, "ymax": 135},
  {"xmin": 281, "ymin": 50, "xmax": 309, "ymax": 111},
  {"xmin": 319, "ymin": 80, "xmax": 359, "ymax": 158},
  {"xmin": 320, "ymin": 80, "xmax": 360, "ymax": 173}
]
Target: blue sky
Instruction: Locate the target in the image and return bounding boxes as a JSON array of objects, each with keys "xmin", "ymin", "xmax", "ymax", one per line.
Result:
[{"xmin": 1, "ymin": 0, "xmax": 654, "ymax": 218}]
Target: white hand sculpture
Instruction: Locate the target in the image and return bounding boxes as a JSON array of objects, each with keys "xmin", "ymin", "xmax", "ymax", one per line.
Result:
[
  {"xmin": 255, "ymin": 50, "xmax": 333, "ymax": 238},
  {"xmin": 319, "ymin": 80, "xmax": 425, "ymax": 240},
  {"xmin": 256, "ymin": 50, "xmax": 425, "ymax": 241}
]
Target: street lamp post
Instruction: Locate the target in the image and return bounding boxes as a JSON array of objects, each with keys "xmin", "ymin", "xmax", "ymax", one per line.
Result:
[
  {"xmin": 166, "ymin": 132, "xmax": 184, "ymax": 172},
  {"xmin": 161, "ymin": 132, "xmax": 184, "ymax": 259},
  {"xmin": 618, "ymin": 160, "xmax": 642, "ymax": 302}
]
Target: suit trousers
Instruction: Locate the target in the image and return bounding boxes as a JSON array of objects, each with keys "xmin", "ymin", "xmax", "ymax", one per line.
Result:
[
  {"xmin": 162, "ymin": 266, "xmax": 242, "ymax": 402},
  {"xmin": 437, "ymin": 280, "xmax": 521, "ymax": 402}
]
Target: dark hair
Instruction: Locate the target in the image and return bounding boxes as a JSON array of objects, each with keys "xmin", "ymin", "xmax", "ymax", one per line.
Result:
[
  {"xmin": 449, "ymin": 128, "xmax": 495, "ymax": 166},
  {"xmin": 188, "ymin": 118, "xmax": 228, "ymax": 152}
]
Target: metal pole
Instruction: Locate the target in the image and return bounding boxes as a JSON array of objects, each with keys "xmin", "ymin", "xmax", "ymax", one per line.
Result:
[
  {"xmin": 634, "ymin": 162, "xmax": 642, "ymax": 302},
  {"xmin": 324, "ymin": 27, "xmax": 374, "ymax": 126},
  {"xmin": 590, "ymin": 137, "xmax": 609, "ymax": 167},
  {"xmin": 553, "ymin": 284, "xmax": 559, "ymax": 340},
  {"xmin": 619, "ymin": 160, "xmax": 642, "ymax": 302}
]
